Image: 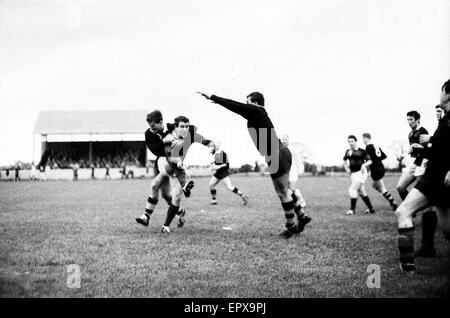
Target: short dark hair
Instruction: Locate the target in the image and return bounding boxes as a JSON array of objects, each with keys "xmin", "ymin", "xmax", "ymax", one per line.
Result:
[
  {"xmin": 362, "ymin": 133, "xmax": 371, "ymax": 139},
  {"xmin": 174, "ymin": 116, "xmax": 190, "ymax": 127},
  {"xmin": 348, "ymin": 135, "xmax": 357, "ymax": 141},
  {"xmin": 146, "ymin": 110, "xmax": 163, "ymax": 123},
  {"xmin": 441, "ymin": 79, "xmax": 450, "ymax": 94},
  {"xmin": 247, "ymin": 92, "xmax": 265, "ymax": 106},
  {"xmin": 407, "ymin": 110, "xmax": 420, "ymax": 121},
  {"xmin": 436, "ymin": 104, "xmax": 442, "ymax": 109}
]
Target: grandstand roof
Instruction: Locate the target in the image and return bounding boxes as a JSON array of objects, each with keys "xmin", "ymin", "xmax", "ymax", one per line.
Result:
[{"xmin": 33, "ymin": 110, "xmax": 149, "ymax": 135}]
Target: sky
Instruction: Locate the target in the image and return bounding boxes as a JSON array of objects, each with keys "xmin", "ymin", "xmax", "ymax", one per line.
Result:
[{"xmin": 0, "ymin": 0, "xmax": 449, "ymax": 168}]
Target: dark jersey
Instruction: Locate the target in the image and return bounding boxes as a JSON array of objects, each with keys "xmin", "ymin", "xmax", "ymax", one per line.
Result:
[
  {"xmin": 214, "ymin": 150, "xmax": 230, "ymax": 173},
  {"xmin": 424, "ymin": 113, "xmax": 450, "ymax": 180},
  {"xmin": 408, "ymin": 126, "xmax": 428, "ymax": 164},
  {"xmin": 365, "ymin": 144, "xmax": 386, "ymax": 168},
  {"xmin": 210, "ymin": 95, "xmax": 282, "ymax": 162},
  {"xmin": 145, "ymin": 129, "xmax": 167, "ymax": 158},
  {"xmin": 343, "ymin": 148, "xmax": 370, "ymax": 173}
]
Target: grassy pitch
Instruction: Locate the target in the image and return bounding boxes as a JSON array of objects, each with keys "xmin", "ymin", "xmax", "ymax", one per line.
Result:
[{"xmin": 0, "ymin": 175, "xmax": 448, "ymax": 297}]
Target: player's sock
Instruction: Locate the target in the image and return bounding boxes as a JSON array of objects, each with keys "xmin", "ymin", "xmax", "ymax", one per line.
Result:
[
  {"xmin": 232, "ymin": 187, "xmax": 243, "ymax": 196},
  {"xmin": 398, "ymin": 227, "xmax": 416, "ymax": 271},
  {"xmin": 210, "ymin": 189, "xmax": 217, "ymax": 200},
  {"xmin": 361, "ymin": 195, "xmax": 374, "ymax": 212},
  {"xmin": 350, "ymin": 198, "xmax": 357, "ymax": 211},
  {"xmin": 421, "ymin": 211, "xmax": 437, "ymax": 251},
  {"xmin": 163, "ymin": 204, "xmax": 179, "ymax": 227},
  {"xmin": 399, "ymin": 189, "xmax": 409, "ymax": 201},
  {"xmin": 281, "ymin": 200, "xmax": 296, "ymax": 227},
  {"xmin": 145, "ymin": 196, "xmax": 158, "ymax": 215},
  {"xmin": 382, "ymin": 191, "xmax": 396, "ymax": 206}
]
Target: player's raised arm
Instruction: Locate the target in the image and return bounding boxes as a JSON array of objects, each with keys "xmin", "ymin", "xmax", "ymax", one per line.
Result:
[{"xmin": 197, "ymin": 91, "xmax": 254, "ymax": 119}]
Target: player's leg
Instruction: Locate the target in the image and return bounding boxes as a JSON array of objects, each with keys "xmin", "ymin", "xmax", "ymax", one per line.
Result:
[
  {"xmin": 416, "ymin": 209, "xmax": 438, "ymax": 257},
  {"xmin": 272, "ymin": 173, "xmax": 311, "ymax": 238},
  {"xmin": 161, "ymin": 176, "xmax": 183, "ymax": 233},
  {"xmin": 347, "ymin": 173, "xmax": 360, "ymax": 215},
  {"xmin": 395, "ymin": 188, "xmax": 431, "ymax": 272},
  {"xmin": 136, "ymin": 172, "xmax": 166, "ymax": 226},
  {"xmin": 358, "ymin": 182, "xmax": 375, "ymax": 214},
  {"xmin": 397, "ymin": 170, "xmax": 416, "ymax": 201},
  {"xmin": 373, "ymin": 179, "xmax": 398, "ymax": 211},
  {"xmin": 288, "ymin": 167, "xmax": 306, "ymax": 210},
  {"xmin": 436, "ymin": 207, "xmax": 450, "ymax": 243},
  {"xmin": 222, "ymin": 177, "xmax": 248, "ymax": 205},
  {"xmin": 209, "ymin": 176, "xmax": 221, "ymax": 205}
]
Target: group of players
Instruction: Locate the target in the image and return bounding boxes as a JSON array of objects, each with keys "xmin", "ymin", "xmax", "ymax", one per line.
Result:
[
  {"xmin": 135, "ymin": 79, "xmax": 450, "ymax": 273},
  {"xmin": 342, "ymin": 79, "xmax": 450, "ymax": 272}
]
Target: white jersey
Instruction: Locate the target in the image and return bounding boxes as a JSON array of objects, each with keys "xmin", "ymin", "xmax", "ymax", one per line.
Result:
[{"xmin": 288, "ymin": 145, "xmax": 304, "ymax": 174}]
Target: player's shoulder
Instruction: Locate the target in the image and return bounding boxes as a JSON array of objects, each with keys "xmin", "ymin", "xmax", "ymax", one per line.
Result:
[
  {"xmin": 419, "ymin": 126, "xmax": 428, "ymax": 134},
  {"xmin": 189, "ymin": 125, "xmax": 198, "ymax": 134}
]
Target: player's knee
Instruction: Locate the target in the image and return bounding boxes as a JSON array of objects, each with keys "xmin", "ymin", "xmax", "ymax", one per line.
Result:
[
  {"xmin": 349, "ymin": 188, "xmax": 357, "ymax": 198},
  {"xmin": 396, "ymin": 183, "xmax": 405, "ymax": 193},
  {"xmin": 226, "ymin": 184, "xmax": 234, "ymax": 191}
]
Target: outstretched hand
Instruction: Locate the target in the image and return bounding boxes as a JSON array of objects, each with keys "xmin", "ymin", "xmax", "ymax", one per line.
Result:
[{"xmin": 196, "ymin": 91, "xmax": 211, "ymax": 100}]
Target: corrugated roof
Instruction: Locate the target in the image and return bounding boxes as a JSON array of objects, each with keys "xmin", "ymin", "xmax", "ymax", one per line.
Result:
[{"xmin": 33, "ymin": 110, "xmax": 149, "ymax": 134}]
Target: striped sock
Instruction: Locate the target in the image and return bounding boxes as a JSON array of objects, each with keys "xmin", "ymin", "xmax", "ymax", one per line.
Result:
[
  {"xmin": 398, "ymin": 227, "xmax": 416, "ymax": 271},
  {"xmin": 145, "ymin": 196, "xmax": 158, "ymax": 216},
  {"xmin": 281, "ymin": 200, "xmax": 296, "ymax": 227},
  {"xmin": 382, "ymin": 191, "xmax": 396, "ymax": 205},
  {"xmin": 232, "ymin": 187, "xmax": 243, "ymax": 196}
]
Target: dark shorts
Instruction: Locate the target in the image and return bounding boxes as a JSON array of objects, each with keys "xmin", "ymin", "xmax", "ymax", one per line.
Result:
[
  {"xmin": 269, "ymin": 145, "xmax": 292, "ymax": 180},
  {"xmin": 415, "ymin": 172, "xmax": 450, "ymax": 208},
  {"xmin": 370, "ymin": 166, "xmax": 385, "ymax": 181},
  {"xmin": 214, "ymin": 168, "xmax": 229, "ymax": 180}
]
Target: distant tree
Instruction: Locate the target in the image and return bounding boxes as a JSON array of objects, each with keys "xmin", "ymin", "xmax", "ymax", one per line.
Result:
[
  {"xmin": 254, "ymin": 161, "xmax": 260, "ymax": 172},
  {"xmin": 239, "ymin": 164, "xmax": 253, "ymax": 173}
]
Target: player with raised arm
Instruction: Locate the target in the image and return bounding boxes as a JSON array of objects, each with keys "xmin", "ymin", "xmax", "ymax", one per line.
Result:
[
  {"xmin": 197, "ymin": 91, "xmax": 311, "ymax": 238},
  {"xmin": 362, "ymin": 133, "xmax": 398, "ymax": 211},
  {"xmin": 343, "ymin": 135, "xmax": 375, "ymax": 215}
]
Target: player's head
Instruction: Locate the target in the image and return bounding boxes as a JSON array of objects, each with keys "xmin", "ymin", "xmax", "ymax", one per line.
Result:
[
  {"xmin": 174, "ymin": 115, "xmax": 190, "ymax": 139},
  {"xmin": 146, "ymin": 110, "xmax": 164, "ymax": 133},
  {"xmin": 362, "ymin": 133, "xmax": 371, "ymax": 145},
  {"xmin": 246, "ymin": 92, "xmax": 265, "ymax": 106},
  {"xmin": 281, "ymin": 134, "xmax": 290, "ymax": 146},
  {"xmin": 406, "ymin": 111, "xmax": 420, "ymax": 129},
  {"xmin": 440, "ymin": 79, "xmax": 450, "ymax": 112},
  {"xmin": 435, "ymin": 104, "xmax": 445, "ymax": 121},
  {"xmin": 347, "ymin": 135, "xmax": 357, "ymax": 149}
]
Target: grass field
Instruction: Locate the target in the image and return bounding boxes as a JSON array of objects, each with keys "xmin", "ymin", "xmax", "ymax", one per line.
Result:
[{"xmin": 0, "ymin": 175, "xmax": 449, "ymax": 298}]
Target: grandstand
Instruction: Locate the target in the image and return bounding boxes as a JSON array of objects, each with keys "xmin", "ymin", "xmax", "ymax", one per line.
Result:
[{"xmin": 27, "ymin": 110, "xmax": 153, "ymax": 179}]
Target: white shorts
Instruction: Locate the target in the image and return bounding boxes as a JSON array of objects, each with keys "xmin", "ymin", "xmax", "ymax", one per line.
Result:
[
  {"xmin": 289, "ymin": 166, "xmax": 299, "ymax": 184},
  {"xmin": 404, "ymin": 159, "xmax": 428, "ymax": 177},
  {"xmin": 350, "ymin": 170, "xmax": 368, "ymax": 184}
]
